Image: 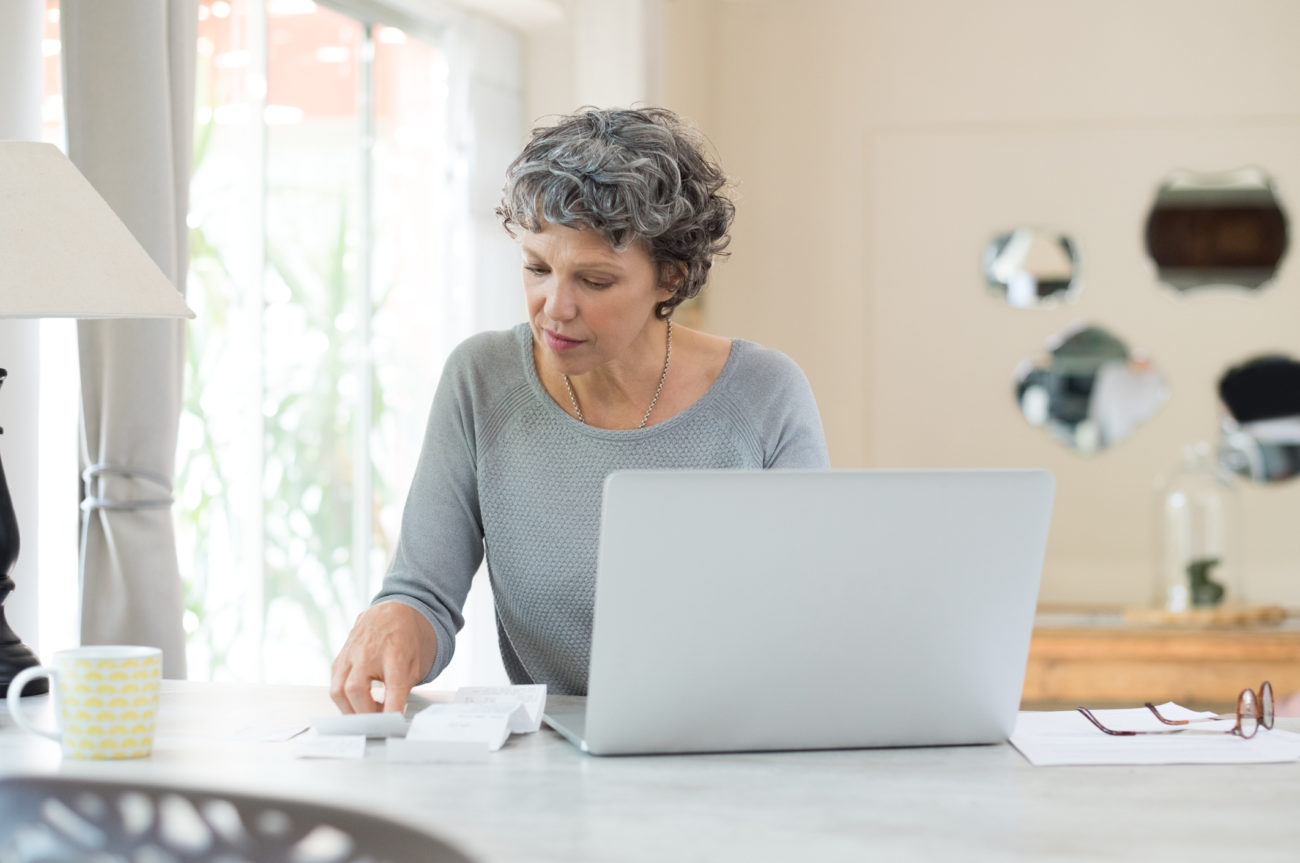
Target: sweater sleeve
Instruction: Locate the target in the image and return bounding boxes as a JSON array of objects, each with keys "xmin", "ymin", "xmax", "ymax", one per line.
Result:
[
  {"xmin": 737, "ymin": 343, "xmax": 831, "ymax": 469},
  {"xmin": 371, "ymin": 339, "xmax": 487, "ymax": 683}
]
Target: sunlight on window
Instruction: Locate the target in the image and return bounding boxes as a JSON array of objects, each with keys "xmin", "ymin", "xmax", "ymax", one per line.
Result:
[
  {"xmin": 36, "ymin": 0, "xmax": 79, "ymax": 659},
  {"xmin": 32, "ymin": 0, "xmax": 494, "ymax": 682},
  {"xmin": 183, "ymin": 0, "xmax": 467, "ymax": 683}
]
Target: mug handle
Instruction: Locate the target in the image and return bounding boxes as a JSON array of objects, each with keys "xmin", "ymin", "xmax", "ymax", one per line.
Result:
[{"xmin": 6, "ymin": 666, "xmax": 61, "ymax": 742}]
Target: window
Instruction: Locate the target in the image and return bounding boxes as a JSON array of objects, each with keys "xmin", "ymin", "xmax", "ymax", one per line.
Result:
[
  {"xmin": 34, "ymin": 0, "xmax": 518, "ymax": 685},
  {"xmin": 37, "ymin": 0, "xmax": 78, "ymax": 658},
  {"xmin": 182, "ymin": 0, "xmax": 516, "ymax": 683}
]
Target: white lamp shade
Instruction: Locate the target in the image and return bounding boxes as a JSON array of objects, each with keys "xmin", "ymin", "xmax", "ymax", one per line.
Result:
[{"xmin": 0, "ymin": 141, "xmax": 194, "ymax": 319}]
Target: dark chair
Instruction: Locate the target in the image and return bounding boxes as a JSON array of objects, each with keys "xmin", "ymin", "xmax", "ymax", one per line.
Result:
[{"xmin": 0, "ymin": 774, "xmax": 475, "ymax": 863}]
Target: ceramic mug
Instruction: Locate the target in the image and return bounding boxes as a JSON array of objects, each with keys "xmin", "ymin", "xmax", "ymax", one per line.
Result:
[{"xmin": 6, "ymin": 645, "xmax": 162, "ymax": 759}]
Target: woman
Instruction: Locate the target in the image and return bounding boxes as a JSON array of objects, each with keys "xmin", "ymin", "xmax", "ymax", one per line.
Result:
[{"xmin": 331, "ymin": 106, "xmax": 828, "ymax": 714}]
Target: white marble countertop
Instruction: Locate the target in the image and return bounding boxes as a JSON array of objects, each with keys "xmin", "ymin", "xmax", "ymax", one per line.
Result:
[{"xmin": 3, "ymin": 681, "xmax": 1299, "ymax": 862}]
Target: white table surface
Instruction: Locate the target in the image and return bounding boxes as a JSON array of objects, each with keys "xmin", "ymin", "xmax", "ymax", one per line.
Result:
[{"xmin": 2, "ymin": 680, "xmax": 1299, "ymax": 862}]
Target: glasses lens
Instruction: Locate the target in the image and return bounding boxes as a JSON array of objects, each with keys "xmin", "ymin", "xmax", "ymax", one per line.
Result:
[
  {"xmin": 1238, "ymin": 689, "xmax": 1260, "ymax": 739},
  {"xmin": 1260, "ymin": 681, "xmax": 1274, "ymax": 729}
]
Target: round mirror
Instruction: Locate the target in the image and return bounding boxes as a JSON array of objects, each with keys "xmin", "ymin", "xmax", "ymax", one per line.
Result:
[
  {"xmin": 983, "ymin": 227, "xmax": 1080, "ymax": 308},
  {"xmin": 1216, "ymin": 354, "xmax": 1300, "ymax": 483},
  {"xmin": 1014, "ymin": 324, "xmax": 1169, "ymax": 453},
  {"xmin": 1144, "ymin": 167, "xmax": 1288, "ymax": 292}
]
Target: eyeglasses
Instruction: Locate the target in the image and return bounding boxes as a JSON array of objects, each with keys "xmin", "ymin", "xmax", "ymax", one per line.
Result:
[{"xmin": 1077, "ymin": 681, "xmax": 1274, "ymax": 739}]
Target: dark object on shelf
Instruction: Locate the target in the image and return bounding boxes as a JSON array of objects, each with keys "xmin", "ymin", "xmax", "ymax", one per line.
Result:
[{"xmin": 1188, "ymin": 557, "xmax": 1226, "ymax": 608}]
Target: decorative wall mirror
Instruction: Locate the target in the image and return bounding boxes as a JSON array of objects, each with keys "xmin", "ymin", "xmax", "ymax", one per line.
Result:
[
  {"xmin": 1144, "ymin": 167, "xmax": 1288, "ymax": 292},
  {"xmin": 1216, "ymin": 354, "xmax": 1300, "ymax": 483},
  {"xmin": 1014, "ymin": 324, "xmax": 1168, "ymax": 453},
  {"xmin": 983, "ymin": 227, "xmax": 1080, "ymax": 308}
]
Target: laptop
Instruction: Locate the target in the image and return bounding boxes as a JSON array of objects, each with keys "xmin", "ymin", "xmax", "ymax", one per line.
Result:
[{"xmin": 543, "ymin": 468, "xmax": 1055, "ymax": 756}]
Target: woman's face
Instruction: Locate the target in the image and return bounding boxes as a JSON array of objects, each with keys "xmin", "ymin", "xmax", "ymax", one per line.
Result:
[{"xmin": 522, "ymin": 221, "xmax": 673, "ymax": 377}]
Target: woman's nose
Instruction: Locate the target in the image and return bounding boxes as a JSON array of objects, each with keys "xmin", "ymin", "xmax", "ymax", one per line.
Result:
[{"xmin": 544, "ymin": 279, "xmax": 577, "ymax": 320}]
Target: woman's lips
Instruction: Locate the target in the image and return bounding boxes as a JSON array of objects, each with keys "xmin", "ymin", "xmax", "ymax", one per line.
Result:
[{"xmin": 544, "ymin": 329, "xmax": 583, "ymax": 351}]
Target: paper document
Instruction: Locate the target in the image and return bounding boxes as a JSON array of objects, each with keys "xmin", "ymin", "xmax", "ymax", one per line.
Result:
[
  {"xmin": 1011, "ymin": 703, "xmax": 1300, "ymax": 766},
  {"xmin": 311, "ymin": 711, "xmax": 409, "ymax": 738},
  {"xmin": 293, "ymin": 730, "xmax": 367, "ymax": 759},
  {"xmin": 392, "ymin": 684, "xmax": 549, "ymax": 759},
  {"xmin": 454, "ymin": 684, "xmax": 548, "ymax": 733},
  {"xmin": 230, "ymin": 724, "xmax": 309, "ymax": 742},
  {"xmin": 386, "ymin": 738, "xmax": 491, "ymax": 763},
  {"xmin": 408, "ymin": 703, "xmax": 515, "ymax": 751},
  {"xmin": 302, "ymin": 683, "xmax": 547, "ymax": 762}
]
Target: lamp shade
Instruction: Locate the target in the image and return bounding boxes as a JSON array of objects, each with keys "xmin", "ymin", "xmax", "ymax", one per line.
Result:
[
  {"xmin": 0, "ymin": 140, "xmax": 194, "ymax": 698},
  {"xmin": 0, "ymin": 141, "xmax": 194, "ymax": 319}
]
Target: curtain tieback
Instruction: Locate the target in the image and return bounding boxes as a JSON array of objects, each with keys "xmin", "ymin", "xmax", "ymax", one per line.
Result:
[{"xmin": 81, "ymin": 463, "xmax": 174, "ymax": 512}]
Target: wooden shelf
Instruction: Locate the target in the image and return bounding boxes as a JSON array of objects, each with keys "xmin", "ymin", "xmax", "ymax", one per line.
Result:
[{"xmin": 1022, "ymin": 607, "xmax": 1300, "ymax": 711}]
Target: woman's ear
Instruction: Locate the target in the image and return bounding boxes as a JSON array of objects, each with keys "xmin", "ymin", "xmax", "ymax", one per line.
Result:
[{"xmin": 658, "ymin": 260, "xmax": 688, "ymax": 297}]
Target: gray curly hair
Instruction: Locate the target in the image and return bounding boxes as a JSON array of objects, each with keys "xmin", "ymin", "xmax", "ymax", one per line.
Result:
[{"xmin": 496, "ymin": 106, "xmax": 735, "ymax": 320}]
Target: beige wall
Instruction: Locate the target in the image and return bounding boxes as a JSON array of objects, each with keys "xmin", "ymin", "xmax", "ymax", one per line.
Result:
[{"xmin": 525, "ymin": 0, "xmax": 1300, "ymax": 609}]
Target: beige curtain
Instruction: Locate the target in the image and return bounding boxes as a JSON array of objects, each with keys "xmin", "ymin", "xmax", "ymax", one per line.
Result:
[{"xmin": 62, "ymin": 0, "xmax": 198, "ymax": 678}]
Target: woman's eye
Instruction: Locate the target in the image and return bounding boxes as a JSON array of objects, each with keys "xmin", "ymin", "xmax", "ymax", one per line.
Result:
[
  {"xmin": 584, "ymin": 279, "xmax": 613, "ymax": 289},
  {"xmin": 525, "ymin": 266, "xmax": 548, "ymax": 276}
]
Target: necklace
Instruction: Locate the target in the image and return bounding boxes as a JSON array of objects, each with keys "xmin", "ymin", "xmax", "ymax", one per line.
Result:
[{"xmin": 563, "ymin": 320, "xmax": 672, "ymax": 429}]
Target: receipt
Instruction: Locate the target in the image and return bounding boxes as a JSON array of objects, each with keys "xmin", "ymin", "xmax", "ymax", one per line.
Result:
[
  {"xmin": 310, "ymin": 711, "xmax": 409, "ymax": 738},
  {"xmin": 293, "ymin": 730, "xmax": 366, "ymax": 759},
  {"xmin": 386, "ymin": 738, "xmax": 490, "ymax": 763},
  {"xmin": 230, "ymin": 724, "xmax": 309, "ymax": 742},
  {"xmin": 303, "ymin": 685, "xmax": 549, "ymax": 760},
  {"xmin": 407, "ymin": 703, "xmax": 514, "ymax": 751},
  {"xmin": 453, "ymin": 684, "xmax": 548, "ymax": 733}
]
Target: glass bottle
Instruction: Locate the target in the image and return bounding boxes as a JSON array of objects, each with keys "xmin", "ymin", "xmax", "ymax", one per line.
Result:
[{"xmin": 1155, "ymin": 442, "xmax": 1244, "ymax": 612}]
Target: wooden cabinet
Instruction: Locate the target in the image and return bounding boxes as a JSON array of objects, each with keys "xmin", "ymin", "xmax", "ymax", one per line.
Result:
[{"xmin": 1022, "ymin": 608, "xmax": 1300, "ymax": 711}]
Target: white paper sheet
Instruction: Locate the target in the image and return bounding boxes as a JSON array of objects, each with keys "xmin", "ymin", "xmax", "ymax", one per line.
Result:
[
  {"xmin": 385, "ymin": 738, "xmax": 490, "ymax": 763},
  {"xmin": 301, "ymin": 684, "xmax": 548, "ymax": 759},
  {"xmin": 293, "ymin": 730, "xmax": 367, "ymax": 759},
  {"xmin": 1011, "ymin": 703, "xmax": 1300, "ymax": 766},
  {"xmin": 407, "ymin": 703, "xmax": 514, "ymax": 751},
  {"xmin": 230, "ymin": 724, "xmax": 309, "ymax": 742},
  {"xmin": 453, "ymin": 684, "xmax": 548, "ymax": 733},
  {"xmin": 311, "ymin": 711, "xmax": 409, "ymax": 738}
]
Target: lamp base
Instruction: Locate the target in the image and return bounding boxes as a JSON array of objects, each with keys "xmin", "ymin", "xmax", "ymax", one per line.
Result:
[
  {"xmin": 0, "ymin": 368, "xmax": 47, "ymax": 698},
  {"xmin": 0, "ymin": 634, "xmax": 46, "ymax": 698}
]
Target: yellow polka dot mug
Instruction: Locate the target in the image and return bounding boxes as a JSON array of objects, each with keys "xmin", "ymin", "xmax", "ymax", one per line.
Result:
[{"xmin": 6, "ymin": 645, "xmax": 162, "ymax": 760}]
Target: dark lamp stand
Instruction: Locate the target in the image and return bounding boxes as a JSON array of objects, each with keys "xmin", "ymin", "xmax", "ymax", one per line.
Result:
[{"xmin": 0, "ymin": 368, "xmax": 49, "ymax": 698}]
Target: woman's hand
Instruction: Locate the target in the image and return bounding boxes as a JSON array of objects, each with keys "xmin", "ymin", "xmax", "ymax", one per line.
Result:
[{"xmin": 330, "ymin": 601, "xmax": 437, "ymax": 714}]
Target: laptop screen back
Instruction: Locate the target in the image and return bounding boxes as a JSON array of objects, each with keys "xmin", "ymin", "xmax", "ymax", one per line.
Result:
[{"xmin": 580, "ymin": 469, "xmax": 1055, "ymax": 755}]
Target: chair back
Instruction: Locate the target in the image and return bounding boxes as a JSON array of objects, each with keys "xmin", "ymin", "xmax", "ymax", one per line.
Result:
[{"xmin": 0, "ymin": 775, "xmax": 476, "ymax": 863}]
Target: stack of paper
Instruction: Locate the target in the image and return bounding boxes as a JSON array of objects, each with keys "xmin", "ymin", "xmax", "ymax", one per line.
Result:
[
  {"xmin": 294, "ymin": 709, "xmax": 411, "ymax": 758},
  {"xmin": 1011, "ymin": 702, "xmax": 1300, "ymax": 766},
  {"xmin": 297, "ymin": 684, "xmax": 547, "ymax": 762},
  {"xmin": 388, "ymin": 685, "xmax": 548, "ymax": 763}
]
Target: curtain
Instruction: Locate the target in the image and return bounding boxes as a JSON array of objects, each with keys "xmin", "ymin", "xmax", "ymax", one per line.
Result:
[{"xmin": 62, "ymin": 0, "xmax": 198, "ymax": 678}]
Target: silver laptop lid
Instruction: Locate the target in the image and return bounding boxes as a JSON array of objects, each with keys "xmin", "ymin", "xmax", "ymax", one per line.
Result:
[{"xmin": 581, "ymin": 469, "xmax": 1054, "ymax": 755}]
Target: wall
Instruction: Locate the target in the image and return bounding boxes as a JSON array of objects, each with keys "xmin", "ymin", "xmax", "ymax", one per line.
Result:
[{"xmin": 656, "ymin": 0, "xmax": 1300, "ymax": 608}]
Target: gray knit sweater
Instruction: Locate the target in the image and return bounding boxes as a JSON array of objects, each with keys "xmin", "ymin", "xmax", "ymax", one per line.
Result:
[{"xmin": 374, "ymin": 323, "xmax": 829, "ymax": 695}]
